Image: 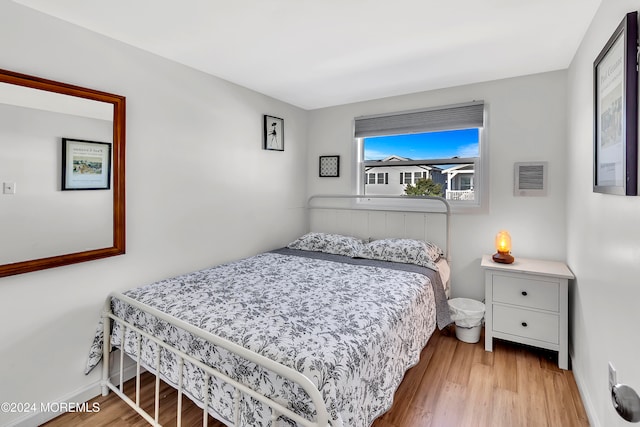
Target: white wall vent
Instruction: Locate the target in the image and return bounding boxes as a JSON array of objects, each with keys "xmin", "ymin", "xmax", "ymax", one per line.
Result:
[{"xmin": 514, "ymin": 162, "xmax": 547, "ymax": 197}]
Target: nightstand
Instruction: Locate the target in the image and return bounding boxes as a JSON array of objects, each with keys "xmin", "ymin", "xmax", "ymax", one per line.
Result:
[{"xmin": 481, "ymin": 254, "xmax": 574, "ymax": 369}]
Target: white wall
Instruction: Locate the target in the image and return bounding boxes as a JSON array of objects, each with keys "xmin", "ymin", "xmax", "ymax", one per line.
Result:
[
  {"xmin": 308, "ymin": 71, "xmax": 569, "ymax": 301},
  {"xmin": 0, "ymin": 3, "xmax": 308, "ymax": 426},
  {"xmin": 567, "ymin": 1, "xmax": 640, "ymax": 425}
]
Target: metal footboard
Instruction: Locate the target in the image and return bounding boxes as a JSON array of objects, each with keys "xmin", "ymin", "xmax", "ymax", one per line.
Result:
[{"xmin": 101, "ymin": 292, "xmax": 330, "ymax": 427}]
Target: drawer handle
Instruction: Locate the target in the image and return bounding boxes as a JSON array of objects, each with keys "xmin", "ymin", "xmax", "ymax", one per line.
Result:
[
  {"xmin": 521, "ymin": 322, "xmax": 528, "ymax": 327},
  {"xmin": 521, "ymin": 291, "xmax": 528, "ymax": 296}
]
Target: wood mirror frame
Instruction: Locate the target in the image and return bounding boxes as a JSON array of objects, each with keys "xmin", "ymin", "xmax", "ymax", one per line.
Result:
[{"xmin": 0, "ymin": 69, "xmax": 125, "ymax": 277}]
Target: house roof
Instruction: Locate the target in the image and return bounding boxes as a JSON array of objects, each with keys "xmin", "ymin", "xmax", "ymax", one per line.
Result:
[
  {"xmin": 381, "ymin": 155, "xmax": 410, "ymax": 162},
  {"xmin": 366, "ymin": 155, "xmax": 443, "ymax": 172},
  {"xmin": 440, "ymin": 164, "xmax": 474, "ymax": 173}
]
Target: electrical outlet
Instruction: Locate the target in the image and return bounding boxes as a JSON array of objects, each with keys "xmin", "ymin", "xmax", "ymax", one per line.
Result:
[
  {"xmin": 2, "ymin": 182, "xmax": 16, "ymax": 195},
  {"xmin": 609, "ymin": 361, "xmax": 617, "ymax": 389}
]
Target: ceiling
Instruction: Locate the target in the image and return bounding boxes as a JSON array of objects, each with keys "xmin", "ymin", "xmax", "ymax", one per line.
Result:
[{"xmin": 13, "ymin": 0, "xmax": 602, "ymax": 110}]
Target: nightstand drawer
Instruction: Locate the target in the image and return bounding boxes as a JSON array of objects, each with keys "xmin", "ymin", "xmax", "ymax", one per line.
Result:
[
  {"xmin": 493, "ymin": 305, "xmax": 559, "ymax": 344},
  {"xmin": 492, "ymin": 275, "xmax": 559, "ymax": 311}
]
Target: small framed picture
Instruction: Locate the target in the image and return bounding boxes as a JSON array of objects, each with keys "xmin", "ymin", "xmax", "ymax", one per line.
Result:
[
  {"xmin": 61, "ymin": 138, "xmax": 112, "ymax": 190},
  {"xmin": 263, "ymin": 115, "xmax": 284, "ymax": 151},
  {"xmin": 319, "ymin": 155, "xmax": 340, "ymax": 177}
]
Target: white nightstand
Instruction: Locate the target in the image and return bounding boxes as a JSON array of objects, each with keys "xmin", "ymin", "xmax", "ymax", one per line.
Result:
[{"xmin": 481, "ymin": 254, "xmax": 574, "ymax": 369}]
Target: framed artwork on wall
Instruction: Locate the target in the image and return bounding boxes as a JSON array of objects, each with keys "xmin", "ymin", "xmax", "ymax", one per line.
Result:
[
  {"xmin": 61, "ymin": 138, "xmax": 112, "ymax": 190},
  {"xmin": 593, "ymin": 11, "xmax": 638, "ymax": 196},
  {"xmin": 263, "ymin": 115, "xmax": 284, "ymax": 151},
  {"xmin": 319, "ymin": 155, "xmax": 340, "ymax": 177}
]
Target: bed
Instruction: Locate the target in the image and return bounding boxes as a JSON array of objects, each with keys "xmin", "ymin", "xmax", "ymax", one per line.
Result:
[{"xmin": 86, "ymin": 195, "xmax": 453, "ymax": 427}]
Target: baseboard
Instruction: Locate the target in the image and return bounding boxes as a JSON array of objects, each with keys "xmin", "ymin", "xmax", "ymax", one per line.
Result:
[
  {"xmin": 571, "ymin": 354, "xmax": 600, "ymax": 427},
  {"xmin": 5, "ymin": 361, "xmax": 139, "ymax": 427}
]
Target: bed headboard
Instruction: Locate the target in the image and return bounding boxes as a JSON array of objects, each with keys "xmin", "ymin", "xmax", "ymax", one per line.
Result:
[{"xmin": 307, "ymin": 195, "xmax": 451, "ymax": 261}]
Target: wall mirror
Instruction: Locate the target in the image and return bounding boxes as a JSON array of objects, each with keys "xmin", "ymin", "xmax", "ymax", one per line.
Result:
[{"xmin": 0, "ymin": 68, "xmax": 125, "ymax": 277}]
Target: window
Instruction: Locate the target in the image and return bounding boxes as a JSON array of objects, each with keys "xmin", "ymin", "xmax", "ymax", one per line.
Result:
[
  {"xmin": 460, "ymin": 175, "xmax": 472, "ymax": 190},
  {"xmin": 400, "ymin": 171, "xmax": 429, "ymax": 185},
  {"xmin": 365, "ymin": 172, "xmax": 388, "ymax": 184},
  {"xmin": 400, "ymin": 172, "xmax": 412, "ymax": 185},
  {"xmin": 355, "ymin": 101, "xmax": 486, "ymax": 210}
]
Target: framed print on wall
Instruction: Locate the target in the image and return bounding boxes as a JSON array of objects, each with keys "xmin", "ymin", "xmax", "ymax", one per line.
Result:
[
  {"xmin": 263, "ymin": 115, "xmax": 284, "ymax": 151},
  {"xmin": 593, "ymin": 11, "xmax": 638, "ymax": 196},
  {"xmin": 319, "ymin": 155, "xmax": 340, "ymax": 177},
  {"xmin": 62, "ymin": 138, "xmax": 112, "ymax": 190}
]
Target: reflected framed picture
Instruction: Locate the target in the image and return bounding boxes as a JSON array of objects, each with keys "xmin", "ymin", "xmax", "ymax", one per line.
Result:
[
  {"xmin": 61, "ymin": 138, "xmax": 112, "ymax": 190},
  {"xmin": 263, "ymin": 115, "xmax": 284, "ymax": 151},
  {"xmin": 593, "ymin": 11, "xmax": 638, "ymax": 196}
]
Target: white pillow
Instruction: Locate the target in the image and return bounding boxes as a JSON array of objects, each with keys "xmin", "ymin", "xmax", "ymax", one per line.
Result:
[
  {"xmin": 355, "ymin": 238, "xmax": 442, "ymax": 270},
  {"xmin": 287, "ymin": 232, "xmax": 365, "ymax": 257}
]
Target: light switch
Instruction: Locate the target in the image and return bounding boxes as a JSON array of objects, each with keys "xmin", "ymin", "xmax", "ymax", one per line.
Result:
[{"xmin": 3, "ymin": 182, "xmax": 16, "ymax": 194}]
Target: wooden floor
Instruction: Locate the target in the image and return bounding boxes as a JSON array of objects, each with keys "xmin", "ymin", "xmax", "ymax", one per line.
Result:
[{"xmin": 43, "ymin": 327, "xmax": 589, "ymax": 427}]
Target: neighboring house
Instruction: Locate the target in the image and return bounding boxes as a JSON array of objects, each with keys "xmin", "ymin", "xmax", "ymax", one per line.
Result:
[
  {"xmin": 364, "ymin": 155, "xmax": 442, "ymax": 195},
  {"xmin": 439, "ymin": 164, "xmax": 475, "ymax": 200},
  {"xmin": 365, "ymin": 155, "xmax": 474, "ymax": 200}
]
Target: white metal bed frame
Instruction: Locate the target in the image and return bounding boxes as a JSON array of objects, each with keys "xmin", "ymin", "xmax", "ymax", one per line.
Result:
[
  {"xmin": 307, "ymin": 195, "xmax": 451, "ymax": 262},
  {"xmin": 99, "ymin": 195, "xmax": 451, "ymax": 427},
  {"xmin": 101, "ymin": 293, "xmax": 329, "ymax": 427}
]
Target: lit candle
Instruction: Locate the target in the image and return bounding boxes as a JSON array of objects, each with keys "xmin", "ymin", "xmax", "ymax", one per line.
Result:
[
  {"xmin": 496, "ymin": 231, "xmax": 511, "ymax": 253},
  {"xmin": 492, "ymin": 230, "xmax": 514, "ymax": 264}
]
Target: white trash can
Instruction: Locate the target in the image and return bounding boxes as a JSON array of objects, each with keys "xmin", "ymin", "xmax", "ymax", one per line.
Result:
[{"xmin": 448, "ymin": 298, "xmax": 485, "ymax": 343}]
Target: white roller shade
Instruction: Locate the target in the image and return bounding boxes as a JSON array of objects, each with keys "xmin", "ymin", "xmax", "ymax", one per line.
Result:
[{"xmin": 355, "ymin": 101, "xmax": 484, "ymax": 138}]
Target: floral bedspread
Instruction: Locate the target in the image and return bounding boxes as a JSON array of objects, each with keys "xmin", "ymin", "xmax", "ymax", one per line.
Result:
[{"xmin": 86, "ymin": 250, "xmax": 446, "ymax": 426}]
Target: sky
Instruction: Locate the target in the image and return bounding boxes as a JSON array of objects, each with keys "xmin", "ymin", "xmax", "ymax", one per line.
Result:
[{"xmin": 364, "ymin": 128, "xmax": 479, "ymax": 160}]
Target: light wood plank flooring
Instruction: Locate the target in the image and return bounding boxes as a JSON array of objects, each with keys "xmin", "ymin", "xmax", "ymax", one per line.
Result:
[{"xmin": 43, "ymin": 327, "xmax": 589, "ymax": 427}]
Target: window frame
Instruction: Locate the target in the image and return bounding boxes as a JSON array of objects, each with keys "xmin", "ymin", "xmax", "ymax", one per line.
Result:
[{"xmin": 352, "ymin": 102, "xmax": 489, "ymax": 213}]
